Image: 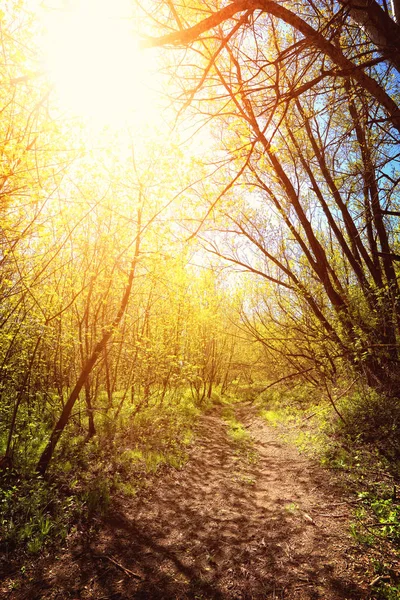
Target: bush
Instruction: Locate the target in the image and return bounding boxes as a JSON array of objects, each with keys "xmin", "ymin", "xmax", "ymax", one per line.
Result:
[{"xmin": 338, "ymin": 389, "xmax": 400, "ymax": 460}]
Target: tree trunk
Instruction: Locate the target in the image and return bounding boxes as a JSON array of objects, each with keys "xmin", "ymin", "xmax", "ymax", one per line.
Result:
[{"xmin": 36, "ymin": 207, "xmax": 142, "ymax": 474}]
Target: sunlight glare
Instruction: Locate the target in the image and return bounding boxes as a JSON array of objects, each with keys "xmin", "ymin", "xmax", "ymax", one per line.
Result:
[{"xmin": 41, "ymin": 0, "xmax": 157, "ymax": 127}]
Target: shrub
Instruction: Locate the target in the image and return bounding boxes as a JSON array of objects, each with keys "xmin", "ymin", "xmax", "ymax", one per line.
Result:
[{"xmin": 337, "ymin": 389, "xmax": 400, "ymax": 459}]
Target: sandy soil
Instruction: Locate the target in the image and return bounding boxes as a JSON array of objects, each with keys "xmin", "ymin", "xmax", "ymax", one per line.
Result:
[{"xmin": 3, "ymin": 404, "xmax": 370, "ymax": 599}]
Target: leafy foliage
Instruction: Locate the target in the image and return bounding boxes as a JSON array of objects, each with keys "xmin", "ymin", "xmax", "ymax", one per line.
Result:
[{"xmin": 1, "ymin": 2, "xmax": 400, "ymax": 593}]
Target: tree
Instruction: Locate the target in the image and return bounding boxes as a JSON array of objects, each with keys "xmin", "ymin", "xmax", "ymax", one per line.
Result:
[
  {"xmin": 138, "ymin": 0, "xmax": 400, "ymax": 393},
  {"xmin": 0, "ymin": 1, "xmax": 265, "ymax": 481},
  {"xmin": 142, "ymin": 1, "xmax": 400, "ymax": 131},
  {"xmin": 36, "ymin": 203, "xmax": 143, "ymax": 474}
]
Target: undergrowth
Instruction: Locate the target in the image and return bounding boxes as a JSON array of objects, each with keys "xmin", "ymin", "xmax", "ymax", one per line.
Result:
[{"xmin": 0, "ymin": 389, "xmax": 206, "ymax": 562}]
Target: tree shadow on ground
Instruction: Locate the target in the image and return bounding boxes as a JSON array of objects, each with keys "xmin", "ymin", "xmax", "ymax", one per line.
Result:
[{"xmin": 5, "ymin": 411, "xmax": 367, "ymax": 599}]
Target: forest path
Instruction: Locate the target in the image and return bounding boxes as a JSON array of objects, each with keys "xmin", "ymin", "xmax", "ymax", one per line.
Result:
[{"xmin": 8, "ymin": 403, "xmax": 369, "ymax": 599}]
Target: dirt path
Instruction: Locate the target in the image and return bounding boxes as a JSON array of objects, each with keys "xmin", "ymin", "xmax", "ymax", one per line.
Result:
[{"xmin": 6, "ymin": 404, "xmax": 369, "ymax": 599}]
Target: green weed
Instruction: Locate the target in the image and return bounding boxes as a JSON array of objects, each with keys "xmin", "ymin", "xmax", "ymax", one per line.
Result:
[
  {"xmin": 373, "ymin": 583, "xmax": 400, "ymax": 600},
  {"xmin": 84, "ymin": 477, "xmax": 110, "ymax": 518},
  {"xmin": 227, "ymin": 421, "xmax": 250, "ymax": 445},
  {"xmin": 353, "ymin": 490, "xmax": 400, "ymax": 544},
  {"xmin": 284, "ymin": 502, "xmax": 300, "ymax": 514},
  {"xmin": 222, "ymin": 410, "xmax": 250, "ymax": 447},
  {"xmin": 368, "ymin": 560, "xmax": 400, "ymax": 599},
  {"xmin": 0, "ymin": 473, "xmax": 79, "ymax": 556},
  {"xmin": 259, "ymin": 409, "xmax": 283, "ymax": 427}
]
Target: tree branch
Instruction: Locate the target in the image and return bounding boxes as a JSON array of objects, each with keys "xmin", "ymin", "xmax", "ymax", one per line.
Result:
[{"xmin": 141, "ymin": 0, "xmax": 400, "ymax": 133}]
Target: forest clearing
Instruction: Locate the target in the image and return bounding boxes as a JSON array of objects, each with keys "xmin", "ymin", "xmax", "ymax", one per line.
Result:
[{"xmin": 1, "ymin": 0, "xmax": 400, "ymax": 598}]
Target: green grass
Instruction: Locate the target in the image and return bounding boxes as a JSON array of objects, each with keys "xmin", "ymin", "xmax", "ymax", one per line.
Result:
[
  {"xmin": 221, "ymin": 405, "xmax": 259, "ymax": 473},
  {"xmin": 258, "ymin": 399, "xmax": 327, "ymax": 458},
  {"xmin": 0, "ymin": 473, "xmax": 80, "ymax": 556},
  {"xmin": 284, "ymin": 502, "xmax": 300, "ymax": 514},
  {"xmin": 226, "ymin": 420, "xmax": 250, "ymax": 445},
  {"xmin": 221, "ymin": 406, "xmax": 251, "ymax": 447},
  {"xmin": 0, "ymin": 387, "xmax": 205, "ymax": 559}
]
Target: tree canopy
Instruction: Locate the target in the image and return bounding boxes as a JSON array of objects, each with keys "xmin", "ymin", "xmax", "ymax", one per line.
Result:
[
  {"xmin": 137, "ymin": 0, "xmax": 400, "ymax": 394},
  {"xmin": 0, "ymin": 0, "xmax": 399, "ymax": 476}
]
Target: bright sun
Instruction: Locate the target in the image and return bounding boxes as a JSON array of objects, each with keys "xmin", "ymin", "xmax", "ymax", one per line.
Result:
[{"xmin": 40, "ymin": 0, "xmax": 157, "ymax": 127}]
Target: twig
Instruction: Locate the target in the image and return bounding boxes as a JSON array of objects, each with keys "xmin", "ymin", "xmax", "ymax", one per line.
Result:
[
  {"xmin": 258, "ymin": 368, "xmax": 315, "ymax": 393},
  {"xmin": 370, "ymin": 575, "xmax": 390, "ymax": 586},
  {"xmin": 323, "ymin": 380, "xmax": 348, "ymax": 425},
  {"xmin": 94, "ymin": 553, "xmax": 142, "ymax": 579},
  {"xmin": 314, "ymin": 513, "xmax": 349, "ymax": 518}
]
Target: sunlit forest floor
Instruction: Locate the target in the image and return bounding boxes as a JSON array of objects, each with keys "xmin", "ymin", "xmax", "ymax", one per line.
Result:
[{"xmin": 2, "ymin": 402, "xmax": 374, "ymax": 600}]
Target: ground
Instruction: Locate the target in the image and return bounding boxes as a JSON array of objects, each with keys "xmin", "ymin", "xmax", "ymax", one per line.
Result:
[{"xmin": 2, "ymin": 403, "xmax": 371, "ymax": 599}]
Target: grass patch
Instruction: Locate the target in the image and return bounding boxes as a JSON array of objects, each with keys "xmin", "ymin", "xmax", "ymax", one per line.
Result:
[
  {"xmin": 284, "ymin": 502, "xmax": 300, "ymax": 514},
  {"xmin": 259, "ymin": 408, "xmax": 283, "ymax": 427},
  {"xmin": 221, "ymin": 406, "xmax": 251, "ymax": 447},
  {"xmin": 221, "ymin": 404, "xmax": 259, "ymax": 471},
  {"xmin": 226, "ymin": 420, "xmax": 250, "ymax": 445},
  {"xmin": 0, "ymin": 388, "xmax": 205, "ymax": 561},
  {"xmin": 0, "ymin": 472, "xmax": 82, "ymax": 557},
  {"xmin": 257, "ymin": 391, "xmax": 327, "ymax": 458}
]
